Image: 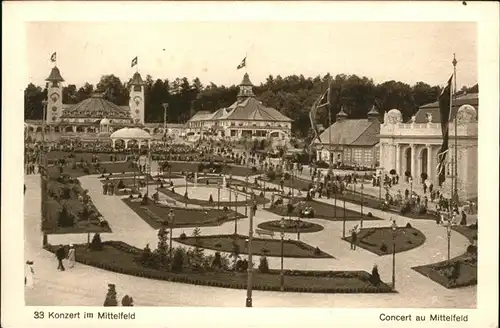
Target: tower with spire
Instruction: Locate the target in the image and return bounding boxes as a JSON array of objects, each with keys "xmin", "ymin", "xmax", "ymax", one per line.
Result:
[
  {"xmin": 237, "ymin": 73, "xmax": 255, "ymax": 100},
  {"xmin": 45, "ymin": 66, "xmax": 65, "ymax": 123},
  {"xmin": 129, "ymin": 72, "xmax": 145, "ymax": 124}
]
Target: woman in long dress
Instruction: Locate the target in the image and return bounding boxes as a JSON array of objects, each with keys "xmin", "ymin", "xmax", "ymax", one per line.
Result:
[
  {"xmin": 68, "ymin": 244, "xmax": 76, "ymax": 268},
  {"xmin": 25, "ymin": 261, "xmax": 34, "ymax": 288}
]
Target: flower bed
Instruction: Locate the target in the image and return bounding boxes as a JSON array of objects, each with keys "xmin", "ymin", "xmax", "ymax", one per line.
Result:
[
  {"xmin": 257, "ymin": 220, "xmax": 324, "ymax": 234},
  {"xmin": 157, "ymin": 186, "xmax": 268, "ymax": 207},
  {"xmin": 265, "ymin": 199, "xmax": 382, "ymax": 222},
  {"xmin": 174, "ymin": 233, "xmax": 333, "ymax": 258},
  {"xmin": 122, "ymin": 198, "xmax": 245, "ymax": 230},
  {"xmin": 412, "ymin": 252, "xmax": 477, "ymax": 289},
  {"xmin": 43, "ymin": 241, "xmax": 393, "ymax": 294},
  {"xmin": 342, "ymin": 226, "xmax": 426, "ymax": 256}
]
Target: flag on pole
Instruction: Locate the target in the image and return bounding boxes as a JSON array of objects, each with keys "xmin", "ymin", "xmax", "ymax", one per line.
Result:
[
  {"xmin": 309, "ymin": 89, "xmax": 329, "ymax": 143},
  {"xmin": 436, "ymin": 74, "xmax": 453, "ymax": 187},
  {"xmin": 50, "ymin": 52, "xmax": 57, "ymax": 62},
  {"xmin": 237, "ymin": 57, "xmax": 246, "ymax": 70},
  {"xmin": 131, "ymin": 56, "xmax": 138, "ymax": 68}
]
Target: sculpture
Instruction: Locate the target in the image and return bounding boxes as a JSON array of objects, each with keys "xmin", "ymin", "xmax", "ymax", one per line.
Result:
[
  {"xmin": 426, "ymin": 113, "xmax": 433, "ymax": 123},
  {"xmin": 411, "ymin": 115, "xmax": 416, "ymax": 123}
]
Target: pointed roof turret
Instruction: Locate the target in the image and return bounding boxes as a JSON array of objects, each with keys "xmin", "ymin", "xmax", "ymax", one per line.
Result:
[
  {"xmin": 45, "ymin": 66, "xmax": 64, "ymax": 83},
  {"xmin": 336, "ymin": 106, "xmax": 348, "ymax": 122},
  {"xmin": 237, "ymin": 73, "xmax": 255, "ymax": 99},
  {"xmin": 367, "ymin": 105, "xmax": 380, "ymax": 122},
  {"xmin": 130, "ymin": 72, "xmax": 144, "ymax": 85}
]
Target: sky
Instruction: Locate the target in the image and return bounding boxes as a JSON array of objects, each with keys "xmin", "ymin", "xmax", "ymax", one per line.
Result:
[{"xmin": 27, "ymin": 21, "xmax": 477, "ymax": 89}]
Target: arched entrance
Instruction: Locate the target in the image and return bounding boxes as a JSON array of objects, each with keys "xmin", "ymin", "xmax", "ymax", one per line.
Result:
[
  {"xmin": 405, "ymin": 147, "xmax": 412, "ymax": 177},
  {"xmin": 64, "ymin": 126, "xmax": 73, "ymax": 133}
]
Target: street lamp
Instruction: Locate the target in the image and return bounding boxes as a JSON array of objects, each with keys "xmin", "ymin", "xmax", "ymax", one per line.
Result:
[
  {"xmin": 280, "ymin": 217, "xmax": 285, "ymax": 291},
  {"xmin": 343, "ymin": 189, "xmax": 347, "ymax": 239},
  {"xmin": 378, "ymin": 172, "xmax": 382, "ymax": 201},
  {"xmin": 391, "ymin": 220, "xmax": 398, "ymax": 290},
  {"xmin": 445, "ymin": 219, "xmax": 452, "ymax": 262},
  {"xmin": 41, "ymin": 100, "xmax": 48, "ymax": 246},
  {"xmin": 262, "ymin": 174, "xmax": 266, "ymax": 209},
  {"xmin": 360, "ymin": 184, "xmax": 364, "ymax": 228},
  {"xmin": 409, "ymin": 177, "xmax": 413, "ymax": 198},
  {"xmin": 334, "ymin": 180, "xmax": 337, "ymax": 218},
  {"xmin": 246, "ymin": 194, "xmax": 256, "ymax": 308},
  {"xmin": 217, "ymin": 182, "xmax": 221, "ymax": 209},
  {"xmin": 168, "ymin": 209, "xmax": 175, "ymax": 261},
  {"xmin": 245, "ymin": 175, "xmax": 249, "ymax": 216},
  {"xmin": 184, "ymin": 171, "xmax": 189, "ymax": 208},
  {"xmin": 234, "ymin": 193, "xmax": 239, "ymax": 234}
]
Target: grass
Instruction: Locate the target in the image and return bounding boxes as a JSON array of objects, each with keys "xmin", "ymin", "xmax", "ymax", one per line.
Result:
[
  {"xmin": 158, "ymin": 186, "xmax": 269, "ymax": 207},
  {"xmin": 257, "ymin": 219, "xmax": 324, "ymax": 234},
  {"xmin": 46, "ymin": 151, "xmax": 128, "ymax": 163},
  {"xmin": 412, "ymin": 252, "xmax": 477, "ymax": 289},
  {"xmin": 342, "ymin": 226, "xmax": 426, "ymax": 256},
  {"xmin": 122, "ymin": 198, "xmax": 245, "ymax": 230},
  {"xmin": 47, "ymin": 162, "xmax": 133, "ymax": 179},
  {"xmin": 44, "ymin": 241, "xmax": 394, "ymax": 294},
  {"xmin": 174, "ymin": 234, "xmax": 333, "ymax": 258},
  {"xmin": 265, "ymin": 198, "xmax": 382, "ymax": 222},
  {"xmin": 42, "ymin": 176, "xmax": 112, "ymax": 234},
  {"xmin": 451, "ymin": 224, "xmax": 478, "ymax": 244}
]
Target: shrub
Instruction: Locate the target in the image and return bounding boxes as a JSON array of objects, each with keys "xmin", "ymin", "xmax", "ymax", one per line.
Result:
[
  {"xmin": 58, "ymin": 206, "xmax": 75, "ymax": 227},
  {"xmin": 266, "ymin": 170, "xmax": 277, "ymax": 181},
  {"xmin": 405, "ymin": 222, "xmax": 412, "ymax": 228},
  {"xmin": 121, "ymin": 295, "xmax": 134, "ymax": 306},
  {"xmin": 208, "ymin": 194, "xmax": 214, "ymax": 203},
  {"xmin": 172, "ymin": 248, "xmax": 184, "ymax": 272},
  {"xmin": 179, "ymin": 232, "xmax": 187, "ymax": 240},
  {"xmin": 140, "ymin": 194, "xmax": 149, "ymax": 205},
  {"xmin": 184, "ymin": 191, "xmax": 188, "ymax": 199},
  {"xmin": 314, "ymin": 247, "xmax": 322, "ymax": 256},
  {"xmin": 380, "ymin": 243, "xmax": 388, "ymax": 252},
  {"xmin": 466, "ymin": 245, "xmax": 477, "ymax": 255},
  {"xmin": 367, "ymin": 212, "xmax": 373, "ymax": 218},
  {"xmin": 117, "ymin": 179, "xmax": 126, "ymax": 189},
  {"xmin": 251, "ymin": 166, "xmax": 257, "ymax": 173},
  {"xmin": 258, "ymin": 256, "xmax": 270, "ymax": 273},
  {"xmin": 389, "ymin": 169, "xmax": 396, "ymax": 175},
  {"xmin": 212, "ymin": 252, "xmax": 223, "ymax": 269},
  {"xmin": 90, "ymin": 233, "xmax": 103, "ymax": 251},
  {"xmin": 103, "ymin": 284, "xmax": 118, "ymax": 306},
  {"xmin": 83, "ymin": 167, "xmax": 90, "ymax": 174}
]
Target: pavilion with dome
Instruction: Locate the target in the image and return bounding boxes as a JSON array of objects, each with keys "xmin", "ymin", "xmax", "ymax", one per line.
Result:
[{"xmin": 186, "ymin": 73, "xmax": 293, "ymax": 140}]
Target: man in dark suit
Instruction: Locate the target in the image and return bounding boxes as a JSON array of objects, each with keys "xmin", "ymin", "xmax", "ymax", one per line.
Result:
[{"xmin": 56, "ymin": 245, "xmax": 66, "ymax": 271}]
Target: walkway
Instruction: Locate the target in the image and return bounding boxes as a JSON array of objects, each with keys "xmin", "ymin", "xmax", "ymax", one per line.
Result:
[{"xmin": 24, "ymin": 173, "xmax": 476, "ymax": 307}]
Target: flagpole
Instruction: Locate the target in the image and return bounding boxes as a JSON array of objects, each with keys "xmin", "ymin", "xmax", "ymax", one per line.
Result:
[
  {"xmin": 452, "ymin": 54, "xmax": 459, "ymax": 205},
  {"xmin": 328, "ymin": 81, "xmax": 333, "ymax": 169}
]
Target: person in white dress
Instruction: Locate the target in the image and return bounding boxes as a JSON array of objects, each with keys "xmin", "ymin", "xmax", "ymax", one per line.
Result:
[
  {"xmin": 25, "ymin": 261, "xmax": 34, "ymax": 288},
  {"xmin": 67, "ymin": 244, "xmax": 76, "ymax": 268}
]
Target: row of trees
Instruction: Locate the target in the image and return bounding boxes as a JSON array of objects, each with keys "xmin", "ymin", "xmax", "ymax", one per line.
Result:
[{"xmin": 24, "ymin": 73, "xmax": 478, "ymax": 137}]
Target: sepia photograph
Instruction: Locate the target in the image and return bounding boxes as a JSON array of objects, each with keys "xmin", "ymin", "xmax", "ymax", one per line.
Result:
[{"xmin": 2, "ymin": 2, "xmax": 499, "ymax": 328}]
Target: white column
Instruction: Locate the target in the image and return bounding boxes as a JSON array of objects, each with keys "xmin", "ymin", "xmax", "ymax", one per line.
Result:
[
  {"xmin": 316, "ymin": 150, "xmax": 320, "ymax": 161},
  {"xmin": 148, "ymin": 139, "xmax": 151, "ymax": 149},
  {"xmin": 410, "ymin": 144, "xmax": 416, "ymax": 179},
  {"xmin": 426, "ymin": 144, "xmax": 432, "ymax": 180},
  {"xmin": 112, "ymin": 139, "xmax": 116, "ymax": 149},
  {"xmin": 395, "ymin": 144, "xmax": 401, "ymax": 176},
  {"xmin": 125, "ymin": 139, "xmax": 129, "ymax": 149}
]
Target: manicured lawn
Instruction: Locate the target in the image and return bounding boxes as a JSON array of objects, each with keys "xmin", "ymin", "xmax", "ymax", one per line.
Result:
[
  {"xmin": 258, "ymin": 219, "xmax": 324, "ymax": 234},
  {"xmin": 158, "ymin": 186, "xmax": 269, "ymax": 207},
  {"xmin": 451, "ymin": 224, "xmax": 478, "ymax": 243},
  {"xmin": 46, "ymin": 151, "xmax": 128, "ymax": 163},
  {"xmin": 342, "ymin": 226, "xmax": 426, "ymax": 256},
  {"xmin": 42, "ymin": 176, "xmax": 112, "ymax": 234},
  {"xmin": 265, "ymin": 198, "xmax": 382, "ymax": 222},
  {"xmin": 47, "ymin": 162, "xmax": 134, "ymax": 179},
  {"xmin": 174, "ymin": 234, "xmax": 333, "ymax": 258},
  {"xmin": 412, "ymin": 252, "xmax": 477, "ymax": 289},
  {"xmin": 122, "ymin": 198, "xmax": 245, "ymax": 229},
  {"xmin": 44, "ymin": 241, "xmax": 394, "ymax": 294}
]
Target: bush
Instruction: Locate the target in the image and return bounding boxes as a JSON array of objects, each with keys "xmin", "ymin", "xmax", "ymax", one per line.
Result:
[
  {"xmin": 90, "ymin": 233, "xmax": 103, "ymax": 251},
  {"xmin": 121, "ymin": 295, "xmax": 134, "ymax": 306},
  {"xmin": 251, "ymin": 166, "xmax": 257, "ymax": 173},
  {"xmin": 314, "ymin": 247, "xmax": 322, "ymax": 256},
  {"xmin": 367, "ymin": 212, "xmax": 373, "ymax": 218},
  {"xmin": 380, "ymin": 243, "xmax": 388, "ymax": 252},
  {"xmin": 405, "ymin": 222, "xmax": 412, "ymax": 228},
  {"xmin": 83, "ymin": 167, "xmax": 90, "ymax": 175},
  {"xmin": 140, "ymin": 194, "xmax": 149, "ymax": 205},
  {"xmin": 258, "ymin": 256, "xmax": 270, "ymax": 273},
  {"xmin": 212, "ymin": 252, "xmax": 223, "ymax": 269},
  {"xmin": 117, "ymin": 179, "xmax": 126, "ymax": 189},
  {"xmin": 172, "ymin": 248, "xmax": 184, "ymax": 272},
  {"xmin": 389, "ymin": 169, "xmax": 396, "ymax": 175},
  {"xmin": 58, "ymin": 206, "xmax": 75, "ymax": 227},
  {"xmin": 266, "ymin": 170, "xmax": 277, "ymax": 181},
  {"xmin": 466, "ymin": 245, "xmax": 477, "ymax": 255},
  {"xmin": 103, "ymin": 284, "xmax": 118, "ymax": 306},
  {"xmin": 179, "ymin": 232, "xmax": 187, "ymax": 240}
]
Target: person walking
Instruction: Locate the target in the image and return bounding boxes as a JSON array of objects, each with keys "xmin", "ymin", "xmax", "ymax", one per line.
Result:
[
  {"xmin": 56, "ymin": 245, "xmax": 66, "ymax": 271},
  {"xmin": 67, "ymin": 244, "xmax": 76, "ymax": 268},
  {"xmin": 350, "ymin": 226, "xmax": 358, "ymax": 250},
  {"xmin": 460, "ymin": 210, "xmax": 467, "ymax": 226},
  {"xmin": 25, "ymin": 261, "xmax": 35, "ymax": 288}
]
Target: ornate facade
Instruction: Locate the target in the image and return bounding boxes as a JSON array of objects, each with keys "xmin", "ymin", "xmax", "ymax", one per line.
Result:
[
  {"xmin": 379, "ymin": 93, "xmax": 478, "ymax": 199},
  {"xmin": 187, "ymin": 73, "xmax": 293, "ymax": 141}
]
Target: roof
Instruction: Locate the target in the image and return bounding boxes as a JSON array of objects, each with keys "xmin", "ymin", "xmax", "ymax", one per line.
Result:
[
  {"xmin": 414, "ymin": 92, "xmax": 478, "ymax": 123},
  {"xmin": 110, "ymin": 127, "xmax": 152, "ymax": 139},
  {"xmin": 130, "ymin": 72, "xmax": 144, "ymax": 85},
  {"xmin": 61, "ymin": 93, "xmax": 131, "ymax": 119},
  {"xmin": 188, "ymin": 111, "xmax": 215, "ymax": 122},
  {"xmin": 46, "ymin": 66, "xmax": 65, "ymax": 82},
  {"xmin": 224, "ymin": 97, "xmax": 292, "ymax": 122},
  {"xmin": 315, "ymin": 119, "xmax": 380, "ymax": 146},
  {"xmin": 240, "ymin": 73, "xmax": 253, "ymax": 86}
]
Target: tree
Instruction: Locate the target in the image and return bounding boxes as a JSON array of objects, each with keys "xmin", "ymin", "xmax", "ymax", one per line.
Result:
[
  {"xmin": 172, "ymin": 248, "xmax": 184, "ymax": 272},
  {"xmin": 191, "ymin": 228, "xmax": 204, "ymax": 268},
  {"xmin": 90, "ymin": 233, "xmax": 103, "ymax": 251},
  {"xmin": 103, "ymin": 284, "xmax": 118, "ymax": 306},
  {"xmin": 258, "ymin": 256, "xmax": 270, "ymax": 273},
  {"xmin": 156, "ymin": 227, "xmax": 169, "ymax": 264},
  {"xmin": 58, "ymin": 205, "xmax": 74, "ymax": 227},
  {"xmin": 96, "ymin": 75, "xmax": 129, "ymax": 105}
]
